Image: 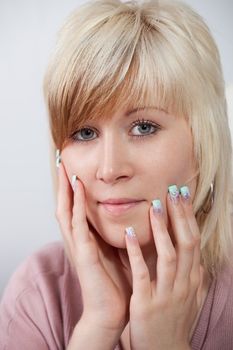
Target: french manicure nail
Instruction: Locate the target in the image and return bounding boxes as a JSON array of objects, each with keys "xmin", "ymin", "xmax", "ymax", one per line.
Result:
[
  {"xmin": 125, "ymin": 226, "xmax": 136, "ymax": 238},
  {"xmin": 56, "ymin": 149, "xmax": 61, "ymax": 169},
  {"xmin": 71, "ymin": 175, "xmax": 77, "ymax": 192},
  {"xmin": 168, "ymin": 184, "xmax": 179, "ymax": 204},
  {"xmin": 152, "ymin": 199, "xmax": 163, "ymax": 214},
  {"xmin": 180, "ymin": 186, "xmax": 191, "ymax": 201}
]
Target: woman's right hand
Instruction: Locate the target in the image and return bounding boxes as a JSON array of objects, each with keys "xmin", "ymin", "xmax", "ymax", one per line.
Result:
[{"xmin": 55, "ymin": 161, "xmax": 131, "ymax": 335}]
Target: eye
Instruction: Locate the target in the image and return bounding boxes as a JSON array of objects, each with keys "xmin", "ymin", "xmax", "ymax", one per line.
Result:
[
  {"xmin": 71, "ymin": 127, "xmax": 98, "ymax": 142},
  {"xmin": 130, "ymin": 119, "xmax": 161, "ymax": 137}
]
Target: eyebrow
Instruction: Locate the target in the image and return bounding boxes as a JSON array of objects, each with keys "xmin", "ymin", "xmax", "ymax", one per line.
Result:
[{"xmin": 125, "ymin": 107, "xmax": 167, "ymax": 116}]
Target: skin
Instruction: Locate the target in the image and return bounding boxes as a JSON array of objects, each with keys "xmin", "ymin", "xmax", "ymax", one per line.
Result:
[
  {"xmin": 62, "ymin": 107, "xmax": 198, "ymax": 277},
  {"xmin": 57, "ymin": 106, "xmax": 210, "ymax": 349}
]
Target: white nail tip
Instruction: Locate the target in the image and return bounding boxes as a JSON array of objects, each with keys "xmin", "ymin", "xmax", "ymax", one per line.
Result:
[
  {"xmin": 125, "ymin": 226, "xmax": 136, "ymax": 237},
  {"xmin": 71, "ymin": 175, "xmax": 77, "ymax": 190},
  {"xmin": 56, "ymin": 149, "xmax": 61, "ymax": 168}
]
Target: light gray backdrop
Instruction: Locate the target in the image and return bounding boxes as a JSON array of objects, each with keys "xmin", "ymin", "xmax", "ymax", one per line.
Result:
[{"xmin": 1, "ymin": 0, "xmax": 233, "ymax": 298}]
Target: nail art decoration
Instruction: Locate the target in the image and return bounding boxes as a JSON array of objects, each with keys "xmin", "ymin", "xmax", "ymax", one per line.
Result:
[
  {"xmin": 180, "ymin": 186, "xmax": 190, "ymax": 200},
  {"xmin": 168, "ymin": 184, "xmax": 179, "ymax": 203},
  {"xmin": 56, "ymin": 149, "xmax": 61, "ymax": 168},
  {"xmin": 71, "ymin": 175, "xmax": 77, "ymax": 191},
  {"xmin": 125, "ymin": 226, "xmax": 136, "ymax": 237},
  {"xmin": 152, "ymin": 199, "xmax": 163, "ymax": 214}
]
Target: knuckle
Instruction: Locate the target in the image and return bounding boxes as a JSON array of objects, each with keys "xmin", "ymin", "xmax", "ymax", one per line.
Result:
[
  {"xmin": 190, "ymin": 275, "xmax": 201, "ymax": 290},
  {"xmin": 183, "ymin": 200, "xmax": 193, "ymax": 213},
  {"xmin": 135, "ymin": 266, "xmax": 150, "ymax": 281},
  {"xmin": 190, "ymin": 269, "xmax": 201, "ymax": 288},
  {"xmin": 161, "ymin": 250, "xmax": 177, "ymax": 265},
  {"xmin": 71, "ymin": 216, "xmax": 77, "ymax": 229},
  {"xmin": 175, "ymin": 284, "xmax": 189, "ymax": 301},
  {"xmin": 193, "ymin": 233, "xmax": 201, "ymax": 246},
  {"xmin": 55, "ymin": 210, "xmax": 65, "ymax": 224},
  {"xmin": 56, "ymin": 206, "xmax": 70, "ymax": 221},
  {"xmin": 175, "ymin": 206, "xmax": 186, "ymax": 220},
  {"xmin": 71, "ymin": 211, "xmax": 80, "ymax": 227},
  {"xmin": 55, "ymin": 207, "xmax": 63, "ymax": 221},
  {"xmin": 180, "ymin": 237, "xmax": 196, "ymax": 251}
]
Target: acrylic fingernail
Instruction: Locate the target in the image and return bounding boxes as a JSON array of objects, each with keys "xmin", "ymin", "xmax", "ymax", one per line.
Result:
[
  {"xmin": 71, "ymin": 175, "xmax": 78, "ymax": 192},
  {"xmin": 125, "ymin": 226, "xmax": 136, "ymax": 238},
  {"xmin": 56, "ymin": 149, "xmax": 61, "ymax": 169},
  {"xmin": 168, "ymin": 184, "xmax": 179, "ymax": 204},
  {"xmin": 152, "ymin": 199, "xmax": 163, "ymax": 214},
  {"xmin": 180, "ymin": 186, "xmax": 191, "ymax": 201}
]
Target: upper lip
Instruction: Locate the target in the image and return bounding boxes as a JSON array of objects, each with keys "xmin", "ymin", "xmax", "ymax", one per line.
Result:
[{"xmin": 99, "ymin": 198, "xmax": 143, "ymax": 204}]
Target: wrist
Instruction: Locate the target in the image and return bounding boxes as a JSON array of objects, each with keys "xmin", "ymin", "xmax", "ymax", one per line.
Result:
[
  {"xmin": 81, "ymin": 311, "xmax": 126, "ymax": 334},
  {"xmin": 67, "ymin": 317, "xmax": 122, "ymax": 350}
]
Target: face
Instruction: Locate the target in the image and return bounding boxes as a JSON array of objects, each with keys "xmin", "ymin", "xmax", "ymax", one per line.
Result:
[{"xmin": 61, "ymin": 106, "xmax": 198, "ymax": 249}]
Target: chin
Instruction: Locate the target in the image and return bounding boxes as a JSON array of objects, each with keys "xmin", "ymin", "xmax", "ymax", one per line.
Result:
[{"xmin": 87, "ymin": 215, "xmax": 154, "ymax": 249}]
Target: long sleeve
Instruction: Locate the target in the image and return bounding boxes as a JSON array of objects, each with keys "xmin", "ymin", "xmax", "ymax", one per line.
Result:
[{"xmin": 0, "ymin": 241, "xmax": 83, "ymax": 350}]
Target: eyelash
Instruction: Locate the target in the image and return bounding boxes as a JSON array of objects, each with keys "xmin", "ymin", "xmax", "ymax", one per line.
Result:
[{"xmin": 70, "ymin": 118, "xmax": 161, "ymax": 143}]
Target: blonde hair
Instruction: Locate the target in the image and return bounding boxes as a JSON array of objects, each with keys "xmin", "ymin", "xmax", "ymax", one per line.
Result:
[{"xmin": 43, "ymin": 0, "xmax": 233, "ymax": 278}]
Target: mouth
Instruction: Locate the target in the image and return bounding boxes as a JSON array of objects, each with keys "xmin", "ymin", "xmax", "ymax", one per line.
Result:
[{"xmin": 98, "ymin": 198, "xmax": 145, "ymax": 215}]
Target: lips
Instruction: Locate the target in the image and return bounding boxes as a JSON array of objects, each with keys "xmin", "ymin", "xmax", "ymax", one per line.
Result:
[{"xmin": 98, "ymin": 198, "xmax": 144, "ymax": 215}]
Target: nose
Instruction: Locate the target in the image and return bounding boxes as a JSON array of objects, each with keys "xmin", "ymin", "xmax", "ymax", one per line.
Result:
[{"xmin": 95, "ymin": 132, "xmax": 134, "ymax": 184}]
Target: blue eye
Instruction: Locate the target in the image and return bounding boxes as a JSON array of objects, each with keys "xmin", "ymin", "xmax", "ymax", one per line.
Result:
[
  {"xmin": 70, "ymin": 118, "xmax": 161, "ymax": 143},
  {"xmin": 130, "ymin": 119, "xmax": 161, "ymax": 137},
  {"xmin": 72, "ymin": 128, "xmax": 97, "ymax": 142}
]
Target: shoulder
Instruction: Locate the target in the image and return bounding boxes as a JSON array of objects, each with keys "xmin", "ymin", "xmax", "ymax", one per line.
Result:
[
  {"xmin": 203, "ymin": 262, "xmax": 233, "ymax": 347},
  {"xmin": 2, "ymin": 240, "xmax": 67, "ymax": 294},
  {"xmin": 0, "ymin": 241, "xmax": 81, "ymax": 349}
]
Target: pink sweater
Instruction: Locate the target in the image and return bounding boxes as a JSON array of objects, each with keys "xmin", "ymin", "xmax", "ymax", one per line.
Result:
[{"xmin": 0, "ymin": 241, "xmax": 233, "ymax": 350}]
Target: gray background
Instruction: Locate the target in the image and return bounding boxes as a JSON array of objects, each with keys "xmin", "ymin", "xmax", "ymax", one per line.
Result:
[{"xmin": 0, "ymin": 0, "xmax": 233, "ymax": 298}]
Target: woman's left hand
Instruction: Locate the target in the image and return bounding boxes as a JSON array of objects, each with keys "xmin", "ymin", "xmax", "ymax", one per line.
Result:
[{"xmin": 125, "ymin": 185, "xmax": 204, "ymax": 350}]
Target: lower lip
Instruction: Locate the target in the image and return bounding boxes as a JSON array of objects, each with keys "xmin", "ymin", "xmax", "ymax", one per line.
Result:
[{"xmin": 99, "ymin": 201, "xmax": 143, "ymax": 215}]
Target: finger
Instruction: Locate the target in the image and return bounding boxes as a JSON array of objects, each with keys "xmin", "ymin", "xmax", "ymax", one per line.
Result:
[
  {"xmin": 125, "ymin": 227, "xmax": 151, "ymax": 299},
  {"xmin": 167, "ymin": 185, "xmax": 195, "ymax": 289},
  {"xmin": 57, "ymin": 165, "xmax": 110, "ymax": 298},
  {"xmin": 56, "ymin": 161, "xmax": 74, "ymax": 260},
  {"xmin": 71, "ymin": 176, "xmax": 115, "ymax": 293},
  {"xmin": 150, "ymin": 201, "xmax": 176, "ymax": 295},
  {"xmin": 180, "ymin": 186, "xmax": 201, "ymax": 290},
  {"xmin": 71, "ymin": 175, "xmax": 91, "ymax": 245}
]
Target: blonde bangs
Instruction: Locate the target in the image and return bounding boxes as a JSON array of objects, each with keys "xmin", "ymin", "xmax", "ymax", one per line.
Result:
[
  {"xmin": 44, "ymin": 0, "xmax": 233, "ymax": 277},
  {"xmin": 44, "ymin": 1, "xmax": 202, "ymax": 150}
]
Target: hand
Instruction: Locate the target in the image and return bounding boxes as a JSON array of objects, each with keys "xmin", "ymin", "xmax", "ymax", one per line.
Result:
[
  {"xmin": 125, "ymin": 186, "xmax": 203, "ymax": 350},
  {"xmin": 56, "ymin": 162, "xmax": 131, "ymax": 333}
]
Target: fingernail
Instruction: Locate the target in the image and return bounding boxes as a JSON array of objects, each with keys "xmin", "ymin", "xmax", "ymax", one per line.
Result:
[
  {"xmin": 125, "ymin": 226, "xmax": 136, "ymax": 238},
  {"xmin": 56, "ymin": 149, "xmax": 61, "ymax": 169},
  {"xmin": 180, "ymin": 186, "xmax": 191, "ymax": 201},
  {"xmin": 71, "ymin": 175, "xmax": 77, "ymax": 192},
  {"xmin": 152, "ymin": 199, "xmax": 163, "ymax": 214},
  {"xmin": 168, "ymin": 184, "xmax": 179, "ymax": 204}
]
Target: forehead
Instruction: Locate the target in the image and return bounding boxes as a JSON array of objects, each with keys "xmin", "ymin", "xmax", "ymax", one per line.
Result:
[{"xmin": 67, "ymin": 52, "xmax": 190, "ymax": 138}]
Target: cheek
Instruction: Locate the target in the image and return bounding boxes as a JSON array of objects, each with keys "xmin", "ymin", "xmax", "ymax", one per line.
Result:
[
  {"xmin": 157, "ymin": 135, "xmax": 195, "ymax": 184},
  {"xmin": 62, "ymin": 146, "xmax": 96, "ymax": 186},
  {"xmin": 147, "ymin": 145, "xmax": 190, "ymax": 187},
  {"xmin": 147, "ymin": 137, "xmax": 196, "ymax": 213}
]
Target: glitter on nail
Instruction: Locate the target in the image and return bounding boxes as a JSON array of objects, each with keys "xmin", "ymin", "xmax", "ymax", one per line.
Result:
[
  {"xmin": 180, "ymin": 186, "xmax": 190, "ymax": 200},
  {"xmin": 152, "ymin": 199, "xmax": 163, "ymax": 214},
  {"xmin": 125, "ymin": 226, "xmax": 136, "ymax": 237},
  {"xmin": 168, "ymin": 184, "xmax": 179, "ymax": 203}
]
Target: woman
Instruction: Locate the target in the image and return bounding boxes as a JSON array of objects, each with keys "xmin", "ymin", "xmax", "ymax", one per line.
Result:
[{"xmin": 1, "ymin": 0, "xmax": 233, "ymax": 349}]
